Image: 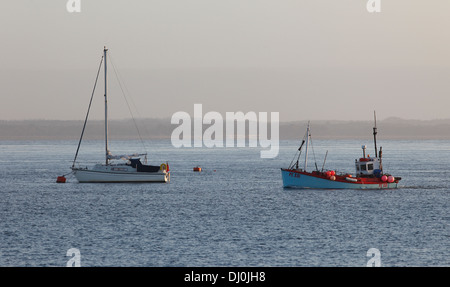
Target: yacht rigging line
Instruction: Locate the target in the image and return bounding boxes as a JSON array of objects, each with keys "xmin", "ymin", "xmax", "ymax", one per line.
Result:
[
  {"xmin": 108, "ymin": 53, "xmax": 147, "ymax": 157},
  {"xmin": 72, "ymin": 56, "xmax": 104, "ymax": 168}
]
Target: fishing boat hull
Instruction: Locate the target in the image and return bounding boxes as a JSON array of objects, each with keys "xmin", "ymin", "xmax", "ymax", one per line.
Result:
[
  {"xmin": 72, "ymin": 164, "xmax": 169, "ymax": 183},
  {"xmin": 281, "ymin": 168, "xmax": 399, "ymax": 189}
]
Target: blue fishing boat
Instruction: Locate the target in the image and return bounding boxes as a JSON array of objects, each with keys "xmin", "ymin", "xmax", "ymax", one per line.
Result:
[{"xmin": 281, "ymin": 113, "xmax": 401, "ymax": 189}]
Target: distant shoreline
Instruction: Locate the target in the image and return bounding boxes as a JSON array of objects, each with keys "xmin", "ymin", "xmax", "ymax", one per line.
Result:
[{"xmin": 1, "ymin": 118, "xmax": 450, "ymax": 140}]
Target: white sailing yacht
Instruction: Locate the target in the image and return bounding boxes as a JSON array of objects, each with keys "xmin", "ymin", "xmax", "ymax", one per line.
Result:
[{"xmin": 70, "ymin": 47, "xmax": 170, "ymax": 183}]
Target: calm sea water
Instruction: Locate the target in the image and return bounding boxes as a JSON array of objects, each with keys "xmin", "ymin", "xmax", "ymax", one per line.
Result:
[{"xmin": 0, "ymin": 139, "xmax": 448, "ymax": 267}]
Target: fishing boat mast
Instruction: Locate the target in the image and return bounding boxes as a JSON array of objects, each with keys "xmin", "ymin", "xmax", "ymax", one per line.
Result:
[{"xmin": 304, "ymin": 121, "xmax": 310, "ymax": 171}]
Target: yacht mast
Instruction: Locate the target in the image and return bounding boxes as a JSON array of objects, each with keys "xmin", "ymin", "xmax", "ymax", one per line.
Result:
[{"xmin": 104, "ymin": 47, "xmax": 109, "ymax": 165}]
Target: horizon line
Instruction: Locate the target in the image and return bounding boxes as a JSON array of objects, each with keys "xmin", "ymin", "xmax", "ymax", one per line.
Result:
[{"xmin": 2, "ymin": 116, "xmax": 450, "ymax": 123}]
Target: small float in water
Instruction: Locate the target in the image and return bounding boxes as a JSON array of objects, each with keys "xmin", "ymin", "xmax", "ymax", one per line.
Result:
[
  {"xmin": 56, "ymin": 176, "xmax": 67, "ymax": 183},
  {"xmin": 281, "ymin": 112, "xmax": 401, "ymax": 189},
  {"xmin": 193, "ymin": 166, "xmax": 202, "ymax": 172}
]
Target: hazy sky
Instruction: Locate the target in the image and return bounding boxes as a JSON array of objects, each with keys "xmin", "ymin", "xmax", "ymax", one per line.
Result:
[{"xmin": 1, "ymin": 1, "xmax": 449, "ymax": 121}]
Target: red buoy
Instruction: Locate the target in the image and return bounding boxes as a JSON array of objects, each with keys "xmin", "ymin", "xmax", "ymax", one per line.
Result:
[
  {"xmin": 193, "ymin": 167, "xmax": 202, "ymax": 172},
  {"xmin": 56, "ymin": 176, "xmax": 66, "ymax": 183}
]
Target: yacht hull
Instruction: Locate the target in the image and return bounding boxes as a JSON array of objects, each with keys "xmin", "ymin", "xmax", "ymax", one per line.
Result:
[{"xmin": 73, "ymin": 166, "xmax": 169, "ymax": 183}]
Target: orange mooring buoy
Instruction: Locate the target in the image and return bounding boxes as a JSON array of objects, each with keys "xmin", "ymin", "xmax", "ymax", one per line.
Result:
[
  {"xmin": 193, "ymin": 167, "xmax": 202, "ymax": 172},
  {"xmin": 56, "ymin": 176, "xmax": 66, "ymax": 183}
]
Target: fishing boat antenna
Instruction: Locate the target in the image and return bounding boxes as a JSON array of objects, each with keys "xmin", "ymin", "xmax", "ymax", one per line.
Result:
[
  {"xmin": 373, "ymin": 111, "xmax": 378, "ymax": 158},
  {"xmin": 321, "ymin": 150, "xmax": 328, "ymax": 172}
]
